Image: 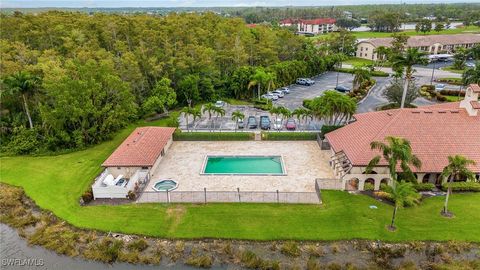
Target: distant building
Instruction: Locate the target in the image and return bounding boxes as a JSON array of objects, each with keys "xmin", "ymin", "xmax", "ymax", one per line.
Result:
[
  {"xmin": 356, "ymin": 34, "xmax": 480, "ymax": 61},
  {"xmin": 343, "ymin": 11, "xmax": 353, "ymax": 19},
  {"xmin": 280, "ymin": 18, "xmax": 337, "ymax": 35}
]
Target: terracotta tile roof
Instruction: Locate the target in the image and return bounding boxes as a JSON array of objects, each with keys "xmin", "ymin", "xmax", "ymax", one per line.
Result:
[
  {"xmin": 360, "ymin": 34, "xmax": 480, "ymax": 48},
  {"xmin": 471, "ymin": 101, "xmax": 480, "ymax": 109},
  {"xmin": 471, "ymin": 84, "xmax": 480, "ymax": 93},
  {"xmin": 325, "ymin": 103, "xmax": 480, "ymax": 173},
  {"xmin": 102, "ymin": 127, "xmax": 176, "ymax": 167},
  {"xmin": 301, "ymin": 18, "xmax": 336, "ymax": 25}
]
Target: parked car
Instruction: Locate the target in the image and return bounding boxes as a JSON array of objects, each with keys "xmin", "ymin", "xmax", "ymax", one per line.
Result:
[
  {"xmin": 334, "ymin": 85, "xmax": 351, "ymax": 93},
  {"xmin": 215, "ymin": 100, "xmax": 225, "ymax": 107},
  {"xmin": 247, "ymin": 116, "xmax": 257, "ymax": 129},
  {"xmin": 237, "ymin": 119, "xmax": 244, "ymax": 129},
  {"xmin": 261, "ymin": 93, "xmax": 279, "ymax": 101},
  {"xmin": 280, "ymin": 87, "xmax": 290, "ymax": 94},
  {"xmin": 466, "ymin": 62, "xmax": 476, "ymax": 68},
  {"xmin": 285, "ymin": 118, "xmax": 296, "ymax": 130},
  {"xmin": 435, "ymin": 84, "xmax": 446, "ymax": 91},
  {"xmin": 272, "ymin": 118, "xmax": 283, "ymax": 130},
  {"xmin": 296, "ymin": 78, "xmax": 313, "ymax": 86},
  {"xmin": 306, "ymin": 78, "xmax": 315, "ymax": 85},
  {"xmin": 272, "ymin": 90, "xmax": 285, "ymax": 98},
  {"xmin": 259, "ymin": 115, "xmax": 271, "ymax": 130}
]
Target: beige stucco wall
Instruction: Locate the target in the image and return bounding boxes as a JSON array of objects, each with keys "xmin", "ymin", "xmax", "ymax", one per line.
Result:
[
  {"xmin": 356, "ymin": 42, "xmax": 377, "ymax": 61},
  {"xmin": 108, "ymin": 166, "xmax": 144, "ymax": 178}
]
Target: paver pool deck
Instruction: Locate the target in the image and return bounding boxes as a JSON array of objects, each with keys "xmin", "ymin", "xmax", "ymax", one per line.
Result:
[{"xmin": 147, "ymin": 141, "xmax": 335, "ymax": 192}]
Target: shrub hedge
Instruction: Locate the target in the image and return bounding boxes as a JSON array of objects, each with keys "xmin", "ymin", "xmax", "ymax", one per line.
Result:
[
  {"xmin": 441, "ymin": 182, "xmax": 480, "ymax": 192},
  {"xmin": 173, "ymin": 131, "xmax": 254, "ymax": 141},
  {"xmin": 414, "ymin": 183, "xmax": 435, "ymax": 191},
  {"xmin": 435, "ymin": 78, "xmax": 463, "ymax": 85},
  {"xmin": 261, "ymin": 132, "xmax": 317, "ymax": 141},
  {"xmin": 320, "ymin": 125, "xmax": 343, "ymax": 137},
  {"xmin": 439, "ymin": 90, "xmax": 466, "ymax": 96},
  {"xmin": 335, "ymin": 67, "xmax": 389, "ymax": 77}
]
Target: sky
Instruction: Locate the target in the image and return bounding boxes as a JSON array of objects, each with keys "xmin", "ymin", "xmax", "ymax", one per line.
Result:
[{"xmin": 1, "ymin": 0, "xmax": 479, "ymax": 8}]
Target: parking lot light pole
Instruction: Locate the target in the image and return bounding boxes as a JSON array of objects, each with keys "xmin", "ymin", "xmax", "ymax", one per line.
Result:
[{"xmin": 430, "ymin": 60, "xmax": 436, "ymax": 85}]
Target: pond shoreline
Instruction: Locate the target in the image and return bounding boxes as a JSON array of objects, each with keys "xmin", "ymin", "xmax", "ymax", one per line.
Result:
[{"xmin": 1, "ymin": 183, "xmax": 479, "ymax": 269}]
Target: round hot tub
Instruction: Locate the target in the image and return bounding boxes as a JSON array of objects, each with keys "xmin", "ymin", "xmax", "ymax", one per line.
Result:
[{"xmin": 152, "ymin": 179, "xmax": 178, "ymax": 192}]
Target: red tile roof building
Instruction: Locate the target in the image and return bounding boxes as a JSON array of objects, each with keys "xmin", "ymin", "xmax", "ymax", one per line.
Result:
[
  {"xmin": 280, "ymin": 18, "xmax": 337, "ymax": 35},
  {"xmin": 324, "ymin": 84, "xmax": 480, "ymax": 191},
  {"xmin": 102, "ymin": 127, "xmax": 176, "ymax": 167}
]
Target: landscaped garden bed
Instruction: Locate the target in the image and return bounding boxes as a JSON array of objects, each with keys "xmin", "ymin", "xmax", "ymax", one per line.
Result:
[{"xmin": 261, "ymin": 132, "xmax": 317, "ymax": 141}]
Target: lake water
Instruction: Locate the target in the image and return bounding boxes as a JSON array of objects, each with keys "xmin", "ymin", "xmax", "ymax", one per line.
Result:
[
  {"xmin": 352, "ymin": 22, "xmax": 463, "ymax": 32},
  {"xmin": 0, "ymin": 224, "xmax": 211, "ymax": 270}
]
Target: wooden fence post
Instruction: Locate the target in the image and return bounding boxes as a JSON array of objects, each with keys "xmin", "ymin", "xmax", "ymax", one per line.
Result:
[
  {"xmin": 237, "ymin": 187, "xmax": 241, "ymax": 202},
  {"xmin": 276, "ymin": 190, "xmax": 279, "ymax": 203}
]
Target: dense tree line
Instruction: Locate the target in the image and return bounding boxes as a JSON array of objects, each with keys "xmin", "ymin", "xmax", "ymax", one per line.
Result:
[
  {"xmin": 0, "ymin": 11, "xmax": 339, "ymax": 154},
  {"xmin": 218, "ymin": 4, "xmax": 480, "ymax": 24}
]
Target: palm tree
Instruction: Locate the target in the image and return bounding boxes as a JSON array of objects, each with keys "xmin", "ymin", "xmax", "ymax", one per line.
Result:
[
  {"xmin": 248, "ymin": 68, "xmax": 268, "ymax": 99},
  {"xmin": 462, "ymin": 62, "xmax": 480, "ymax": 85},
  {"xmin": 212, "ymin": 106, "xmax": 226, "ymax": 131},
  {"xmin": 181, "ymin": 107, "xmax": 194, "ymax": 132},
  {"xmin": 374, "ymin": 46, "xmax": 391, "ymax": 67},
  {"xmin": 292, "ymin": 108, "xmax": 307, "ymax": 131},
  {"xmin": 279, "ymin": 107, "xmax": 291, "ymax": 123},
  {"xmin": 269, "ymin": 106, "xmax": 282, "ymax": 131},
  {"xmin": 202, "ymin": 103, "xmax": 216, "ymax": 131},
  {"xmin": 264, "ymin": 72, "xmax": 276, "ymax": 94},
  {"xmin": 191, "ymin": 107, "xmax": 201, "ymax": 131},
  {"xmin": 391, "ymin": 48, "xmax": 428, "ymax": 108},
  {"xmin": 231, "ymin": 110, "xmax": 245, "ymax": 132},
  {"xmin": 366, "ymin": 136, "xmax": 422, "ymax": 183},
  {"xmin": 352, "ymin": 67, "xmax": 371, "ymax": 91},
  {"xmin": 384, "ymin": 180, "xmax": 421, "ymax": 231},
  {"xmin": 3, "ymin": 71, "xmax": 39, "ymax": 129},
  {"xmin": 440, "ymin": 155, "xmax": 476, "ymax": 217}
]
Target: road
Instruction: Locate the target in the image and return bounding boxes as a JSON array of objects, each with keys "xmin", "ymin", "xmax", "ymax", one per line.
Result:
[{"xmin": 273, "ymin": 61, "xmax": 463, "ymax": 113}]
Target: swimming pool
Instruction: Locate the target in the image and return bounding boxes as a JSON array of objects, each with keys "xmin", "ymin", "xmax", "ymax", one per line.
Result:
[{"xmin": 202, "ymin": 155, "xmax": 286, "ymax": 175}]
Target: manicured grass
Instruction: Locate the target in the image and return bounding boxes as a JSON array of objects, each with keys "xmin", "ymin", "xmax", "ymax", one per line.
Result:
[
  {"xmin": 313, "ymin": 26, "xmax": 480, "ymax": 40},
  {"xmin": 444, "ymin": 95, "xmax": 463, "ymax": 102},
  {"xmin": 343, "ymin": 57, "xmax": 374, "ymax": 67},
  {"xmin": 1, "ymin": 117, "xmax": 480, "ymax": 241},
  {"xmin": 441, "ymin": 66, "xmax": 465, "ymax": 74}
]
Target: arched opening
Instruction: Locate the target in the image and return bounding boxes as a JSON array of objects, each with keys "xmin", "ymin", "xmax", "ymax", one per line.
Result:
[
  {"xmin": 346, "ymin": 178, "xmax": 359, "ymax": 191},
  {"xmin": 422, "ymin": 174, "xmax": 431, "ymax": 183},
  {"xmin": 364, "ymin": 178, "xmax": 375, "ymax": 191},
  {"xmin": 380, "ymin": 178, "xmax": 390, "ymax": 190}
]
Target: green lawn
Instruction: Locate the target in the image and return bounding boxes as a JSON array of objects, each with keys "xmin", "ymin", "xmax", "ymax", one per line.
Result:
[
  {"xmin": 1, "ymin": 118, "xmax": 480, "ymax": 241},
  {"xmin": 343, "ymin": 57, "xmax": 374, "ymax": 67},
  {"xmin": 441, "ymin": 66, "xmax": 465, "ymax": 74},
  {"xmin": 313, "ymin": 25, "xmax": 480, "ymax": 40},
  {"xmin": 444, "ymin": 95, "xmax": 463, "ymax": 102}
]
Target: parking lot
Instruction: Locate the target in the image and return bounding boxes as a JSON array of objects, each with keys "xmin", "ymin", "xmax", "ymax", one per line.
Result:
[
  {"xmin": 178, "ymin": 103, "xmax": 323, "ymax": 131},
  {"xmin": 275, "ymin": 71, "xmax": 355, "ymax": 110}
]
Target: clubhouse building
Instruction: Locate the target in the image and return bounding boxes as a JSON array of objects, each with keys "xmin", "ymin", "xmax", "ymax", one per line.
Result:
[
  {"xmin": 325, "ymin": 84, "xmax": 480, "ymax": 191},
  {"xmin": 356, "ymin": 34, "xmax": 480, "ymax": 61}
]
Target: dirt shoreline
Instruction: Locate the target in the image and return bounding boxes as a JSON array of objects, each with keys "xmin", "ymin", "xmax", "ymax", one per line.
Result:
[{"xmin": 1, "ymin": 183, "xmax": 479, "ymax": 269}]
